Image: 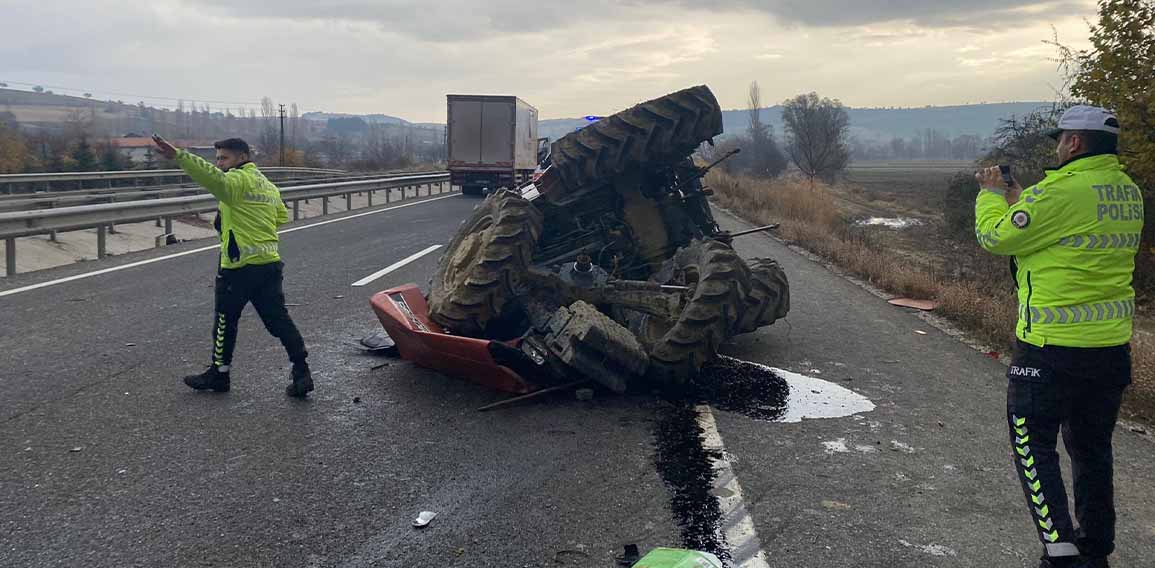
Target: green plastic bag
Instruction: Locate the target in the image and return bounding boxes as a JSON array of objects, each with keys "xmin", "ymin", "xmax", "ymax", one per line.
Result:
[{"xmin": 632, "ymin": 547, "xmax": 724, "ymax": 568}]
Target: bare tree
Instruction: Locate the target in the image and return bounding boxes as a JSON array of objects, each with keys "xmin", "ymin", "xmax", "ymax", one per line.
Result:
[
  {"xmin": 258, "ymin": 96, "xmax": 278, "ymax": 159},
  {"xmin": 744, "ymin": 81, "xmax": 787, "ymax": 177},
  {"xmin": 781, "ymin": 92, "xmax": 850, "ymax": 183},
  {"xmin": 290, "ymin": 103, "xmax": 300, "ymax": 149}
]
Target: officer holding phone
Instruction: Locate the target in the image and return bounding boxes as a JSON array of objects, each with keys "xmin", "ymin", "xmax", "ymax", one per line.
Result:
[{"xmin": 974, "ymin": 105, "xmax": 1141, "ymax": 568}]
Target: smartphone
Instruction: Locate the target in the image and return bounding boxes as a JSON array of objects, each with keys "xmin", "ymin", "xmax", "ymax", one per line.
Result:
[{"xmin": 997, "ymin": 164, "xmax": 1014, "ymax": 187}]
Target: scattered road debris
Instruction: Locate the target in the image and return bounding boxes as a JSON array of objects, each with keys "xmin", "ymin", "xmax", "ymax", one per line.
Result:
[
  {"xmin": 476, "ymin": 380, "xmax": 588, "ymax": 412},
  {"xmin": 413, "ymin": 511, "xmax": 437, "ymax": 528},
  {"xmin": 887, "ymin": 298, "xmax": 938, "ymax": 311},
  {"xmin": 898, "ymin": 539, "xmax": 957, "ymax": 557}
]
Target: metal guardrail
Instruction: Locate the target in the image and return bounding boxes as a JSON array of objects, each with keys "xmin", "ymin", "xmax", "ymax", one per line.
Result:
[
  {"xmin": 0, "ymin": 171, "xmax": 448, "ymax": 213},
  {"xmin": 0, "ymin": 172, "xmax": 453, "ymax": 277},
  {"xmin": 0, "ymin": 167, "xmax": 347, "ymax": 194}
]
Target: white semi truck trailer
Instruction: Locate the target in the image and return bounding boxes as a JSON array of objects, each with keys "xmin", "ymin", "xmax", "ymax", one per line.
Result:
[{"xmin": 446, "ymin": 95, "xmax": 540, "ymax": 196}]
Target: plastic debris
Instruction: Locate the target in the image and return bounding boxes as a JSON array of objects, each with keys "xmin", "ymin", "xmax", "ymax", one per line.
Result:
[
  {"xmin": 914, "ymin": 330, "xmax": 928, "ymax": 335},
  {"xmin": 356, "ymin": 331, "xmax": 399, "ymax": 356},
  {"xmin": 888, "ymin": 298, "xmax": 938, "ymax": 311},
  {"xmin": 616, "ymin": 544, "xmax": 641, "ymax": 566},
  {"xmin": 413, "ymin": 511, "xmax": 437, "ymax": 528},
  {"xmin": 69, "ymin": 447, "xmax": 83, "ymax": 453},
  {"xmin": 631, "ymin": 548, "xmax": 723, "ymax": 568}
]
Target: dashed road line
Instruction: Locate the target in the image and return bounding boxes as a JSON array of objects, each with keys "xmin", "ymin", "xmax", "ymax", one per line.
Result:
[
  {"xmin": 0, "ymin": 194, "xmax": 458, "ymax": 299},
  {"xmin": 351, "ymin": 245, "xmax": 442, "ymax": 287}
]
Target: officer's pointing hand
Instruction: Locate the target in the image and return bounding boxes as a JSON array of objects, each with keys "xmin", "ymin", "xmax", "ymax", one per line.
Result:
[{"xmin": 152, "ymin": 134, "xmax": 177, "ymax": 160}]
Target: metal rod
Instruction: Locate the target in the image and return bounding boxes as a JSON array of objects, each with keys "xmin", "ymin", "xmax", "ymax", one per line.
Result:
[
  {"xmin": 4, "ymin": 237, "xmax": 15, "ymax": 276},
  {"xmin": 728, "ymin": 224, "xmax": 780, "ymax": 239},
  {"xmin": 477, "ymin": 380, "xmax": 588, "ymax": 412}
]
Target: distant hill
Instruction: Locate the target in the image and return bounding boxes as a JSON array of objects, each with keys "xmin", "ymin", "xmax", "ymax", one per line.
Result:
[
  {"xmin": 300, "ymin": 111, "xmax": 410, "ymax": 126},
  {"xmin": 538, "ymin": 102, "xmax": 1055, "ymax": 143}
]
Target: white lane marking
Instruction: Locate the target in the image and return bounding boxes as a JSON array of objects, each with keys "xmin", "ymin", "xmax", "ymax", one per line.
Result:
[
  {"xmin": 0, "ymin": 194, "xmax": 458, "ymax": 299},
  {"xmin": 351, "ymin": 245, "xmax": 441, "ymax": 287},
  {"xmin": 695, "ymin": 404, "xmax": 770, "ymax": 568}
]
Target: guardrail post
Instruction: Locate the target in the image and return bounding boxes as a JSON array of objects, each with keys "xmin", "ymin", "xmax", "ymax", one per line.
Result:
[
  {"xmin": 368, "ymin": 190, "xmax": 374, "ymax": 207},
  {"xmin": 345, "ymin": 192, "xmax": 352, "ymax": 211},
  {"xmin": 97, "ymin": 225, "xmax": 108, "ymax": 259},
  {"xmin": 293, "ymin": 199, "xmax": 300, "ymax": 221},
  {"xmin": 4, "ymin": 238, "xmax": 15, "ymax": 277},
  {"xmin": 49, "ymin": 230, "xmax": 57, "ymax": 243},
  {"xmin": 155, "ymin": 217, "xmax": 163, "ymax": 228},
  {"xmin": 164, "ymin": 217, "xmax": 173, "ymax": 236},
  {"xmin": 386, "ymin": 188, "xmax": 391, "ymax": 204},
  {"xmin": 322, "ymin": 197, "xmax": 329, "ymax": 216},
  {"xmin": 108, "ymin": 222, "xmax": 117, "ymax": 235}
]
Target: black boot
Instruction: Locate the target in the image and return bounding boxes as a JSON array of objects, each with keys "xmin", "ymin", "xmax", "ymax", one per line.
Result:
[
  {"xmin": 1075, "ymin": 557, "xmax": 1109, "ymax": 568},
  {"xmin": 184, "ymin": 366, "xmax": 230, "ymax": 392},
  {"xmin": 286, "ymin": 362, "xmax": 313, "ymax": 398}
]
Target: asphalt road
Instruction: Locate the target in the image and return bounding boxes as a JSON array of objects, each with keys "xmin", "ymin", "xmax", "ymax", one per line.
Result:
[{"xmin": 1, "ymin": 193, "xmax": 1153, "ymax": 567}]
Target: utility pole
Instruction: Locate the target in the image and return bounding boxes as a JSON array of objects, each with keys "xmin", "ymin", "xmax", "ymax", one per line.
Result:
[{"xmin": 278, "ymin": 103, "xmax": 287, "ymax": 166}]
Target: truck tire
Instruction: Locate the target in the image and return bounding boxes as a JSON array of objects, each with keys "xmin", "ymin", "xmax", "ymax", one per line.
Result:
[
  {"xmin": 428, "ymin": 189, "xmax": 543, "ymax": 336},
  {"xmin": 737, "ymin": 258, "xmax": 790, "ymax": 333},
  {"xmin": 547, "ymin": 85, "xmax": 723, "ymax": 196},
  {"xmin": 539, "ymin": 301, "xmax": 649, "ymax": 393},
  {"xmin": 627, "ymin": 239, "xmax": 752, "ymax": 387}
]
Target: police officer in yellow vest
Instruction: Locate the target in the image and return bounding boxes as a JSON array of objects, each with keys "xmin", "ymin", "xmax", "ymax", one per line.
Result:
[
  {"xmin": 152, "ymin": 135, "xmax": 313, "ymax": 398},
  {"xmin": 975, "ymin": 106, "xmax": 1140, "ymax": 568}
]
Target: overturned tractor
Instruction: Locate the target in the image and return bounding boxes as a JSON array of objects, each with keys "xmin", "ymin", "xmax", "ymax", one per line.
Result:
[{"xmin": 372, "ymin": 85, "xmax": 789, "ymax": 394}]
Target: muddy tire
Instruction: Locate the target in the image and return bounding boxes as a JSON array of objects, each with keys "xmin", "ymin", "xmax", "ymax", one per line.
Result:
[
  {"xmin": 628, "ymin": 239, "xmax": 753, "ymax": 386},
  {"xmin": 548, "ymin": 85, "xmax": 723, "ymax": 195},
  {"xmin": 540, "ymin": 301, "xmax": 648, "ymax": 393},
  {"xmin": 737, "ymin": 258, "xmax": 790, "ymax": 333},
  {"xmin": 428, "ymin": 190, "xmax": 543, "ymax": 336}
]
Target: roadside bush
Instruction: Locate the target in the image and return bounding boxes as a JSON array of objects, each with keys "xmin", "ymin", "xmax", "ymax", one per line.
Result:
[{"xmin": 943, "ymin": 172, "xmax": 980, "ymax": 239}]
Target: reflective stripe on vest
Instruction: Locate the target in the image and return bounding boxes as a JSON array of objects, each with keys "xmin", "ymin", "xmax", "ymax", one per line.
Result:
[
  {"xmin": 1019, "ymin": 299, "xmax": 1135, "ymax": 325},
  {"xmin": 1056, "ymin": 233, "xmax": 1141, "ymax": 249}
]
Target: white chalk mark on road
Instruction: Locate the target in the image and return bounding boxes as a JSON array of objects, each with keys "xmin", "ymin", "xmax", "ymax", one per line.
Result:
[
  {"xmin": 0, "ymin": 194, "xmax": 458, "ymax": 299},
  {"xmin": 351, "ymin": 245, "xmax": 442, "ymax": 287}
]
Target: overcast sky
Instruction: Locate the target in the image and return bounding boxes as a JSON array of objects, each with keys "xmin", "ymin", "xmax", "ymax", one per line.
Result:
[{"xmin": 0, "ymin": 0, "xmax": 1097, "ymax": 122}]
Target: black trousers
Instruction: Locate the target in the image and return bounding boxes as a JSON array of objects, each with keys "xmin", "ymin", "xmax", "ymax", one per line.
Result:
[
  {"xmin": 212, "ymin": 261, "xmax": 307, "ymax": 369},
  {"xmin": 1007, "ymin": 340, "xmax": 1129, "ymax": 558}
]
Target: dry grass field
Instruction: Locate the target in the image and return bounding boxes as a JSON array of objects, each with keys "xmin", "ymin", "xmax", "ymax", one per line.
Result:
[{"xmin": 709, "ymin": 163, "xmax": 1155, "ymax": 422}]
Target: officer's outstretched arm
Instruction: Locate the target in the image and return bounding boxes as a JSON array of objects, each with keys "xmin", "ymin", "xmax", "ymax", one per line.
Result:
[
  {"xmin": 974, "ymin": 184, "xmax": 1070, "ymax": 256},
  {"xmin": 174, "ymin": 150, "xmax": 241, "ymax": 204}
]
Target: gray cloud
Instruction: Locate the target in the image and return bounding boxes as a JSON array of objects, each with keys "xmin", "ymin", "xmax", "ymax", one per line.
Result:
[
  {"xmin": 182, "ymin": 0, "xmax": 1091, "ymax": 40},
  {"xmin": 675, "ymin": 0, "xmax": 1092, "ymax": 27}
]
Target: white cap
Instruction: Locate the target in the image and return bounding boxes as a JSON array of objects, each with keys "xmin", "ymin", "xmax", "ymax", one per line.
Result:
[{"xmin": 1046, "ymin": 105, "xmax": 1120, "ymax": 140}]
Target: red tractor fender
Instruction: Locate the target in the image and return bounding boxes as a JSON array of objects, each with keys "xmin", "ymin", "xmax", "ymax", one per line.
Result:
[{"xmin": 369, "ymin": 284, "xmax": 535, "ymax": 394}]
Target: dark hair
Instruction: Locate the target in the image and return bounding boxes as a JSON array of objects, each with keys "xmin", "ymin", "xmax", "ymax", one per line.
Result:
[
  {"xmin": 214, "ymin": 138, "xmax": 251, "ymax": 155},
  {"xmin": 1071, "ymin": 130, "xmax": 1118, "ymax": 155}
]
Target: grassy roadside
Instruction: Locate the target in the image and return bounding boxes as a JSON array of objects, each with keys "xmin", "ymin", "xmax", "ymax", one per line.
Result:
[{"xmin": 709, "ymin": 170, "xmax": 1155, "ymax": 423}]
